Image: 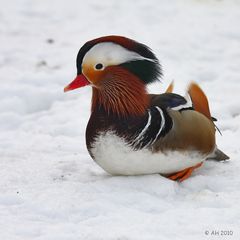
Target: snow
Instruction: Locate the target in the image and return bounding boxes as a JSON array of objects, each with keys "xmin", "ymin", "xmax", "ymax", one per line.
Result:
[{"xmin": 0, "ymin": 0, "xmax": 240, "ymax": 239}]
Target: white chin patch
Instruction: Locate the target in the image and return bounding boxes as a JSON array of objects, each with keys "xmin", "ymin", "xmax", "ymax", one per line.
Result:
[
  {"xmin": 83, "ymin": 42, "xmax": 153, "ymax": 67},
  {"xmin": 90, "ymin": 132, "xmax": 206, "ymax": 176}
]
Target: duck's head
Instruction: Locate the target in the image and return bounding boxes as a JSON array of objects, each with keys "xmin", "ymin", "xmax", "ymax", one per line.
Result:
[{"xmin": 64, "ymin": 36, "xmax": 162, "ymax": 116}]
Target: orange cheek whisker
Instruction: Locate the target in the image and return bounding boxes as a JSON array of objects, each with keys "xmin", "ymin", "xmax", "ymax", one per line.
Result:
[{"xmin": 91, "ymin": 66, "xmax": 149, "ymax": 117}]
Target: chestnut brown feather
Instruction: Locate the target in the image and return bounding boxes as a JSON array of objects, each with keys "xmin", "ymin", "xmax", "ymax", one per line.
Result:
[{"xmin": 91, "ymin": 66, "xmax": 149, "ymax": 117}]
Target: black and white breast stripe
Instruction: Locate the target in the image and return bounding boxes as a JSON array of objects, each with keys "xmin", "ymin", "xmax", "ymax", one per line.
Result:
[
  {"xmin": 130, "ymin": 106, "xmax": 172, "ymax": 150},
  {"xmin": 151, "ymin": 107, "xmax": 166, "ymax": 144},
  {"xmin": 131, "ymin": 110, "xmax": 152, "ymax": 147}
]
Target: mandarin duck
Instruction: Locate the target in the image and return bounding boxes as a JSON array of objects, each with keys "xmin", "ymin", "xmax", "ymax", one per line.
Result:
[{"xmin": 64, "ymin": 36, "xmax": 229, "ymax": 181}]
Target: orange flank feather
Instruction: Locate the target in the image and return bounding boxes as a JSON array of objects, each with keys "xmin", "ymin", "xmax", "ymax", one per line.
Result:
[
  {"xmin": 188, "ymin": 82, "xmax": 212, "ymax": 120},
  {"xmin": 165, "ymin": 81, "xmax": 174, "ymax": 93}
]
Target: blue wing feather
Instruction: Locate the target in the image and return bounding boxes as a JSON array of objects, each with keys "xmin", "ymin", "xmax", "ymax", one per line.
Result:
[{"xmin": 149, "ymin": 93, "xmax": 188, "ymax": 109}]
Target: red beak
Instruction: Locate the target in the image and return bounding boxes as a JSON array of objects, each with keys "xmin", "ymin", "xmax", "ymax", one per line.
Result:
[{"xmin": 64, "ymin": 74, "xmax": 90, "ymax": 92}]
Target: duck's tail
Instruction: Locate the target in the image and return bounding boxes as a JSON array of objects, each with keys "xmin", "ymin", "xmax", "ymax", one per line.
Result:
[
  {"xmin": 187, "ymin": 82, "xmax": 230, "ymax": 161},
  {"xmin": 207, "ymin": 148, "xmax": 230, "ymax": 161}
]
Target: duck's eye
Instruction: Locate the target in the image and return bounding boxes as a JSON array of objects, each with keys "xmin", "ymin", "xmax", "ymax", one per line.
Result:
[{"xmin": 95, "ymin": 63, "xmax": 104, "ymax": 70}]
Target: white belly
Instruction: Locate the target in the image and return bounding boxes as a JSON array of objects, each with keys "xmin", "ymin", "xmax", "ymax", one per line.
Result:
[{"xmin": 90, "ymin": 132, "xmax": 207, "ymax": 175}]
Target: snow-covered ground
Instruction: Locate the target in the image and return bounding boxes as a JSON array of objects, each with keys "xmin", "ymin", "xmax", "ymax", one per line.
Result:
[{"xmin": 1, "ymin": 0, "xmax": 240, "ymax": 239}]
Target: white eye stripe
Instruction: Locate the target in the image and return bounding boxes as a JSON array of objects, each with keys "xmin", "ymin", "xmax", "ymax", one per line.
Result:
[{"xmin": 83, "ymin": 42, "xmax": 154, "ymax": 68}]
